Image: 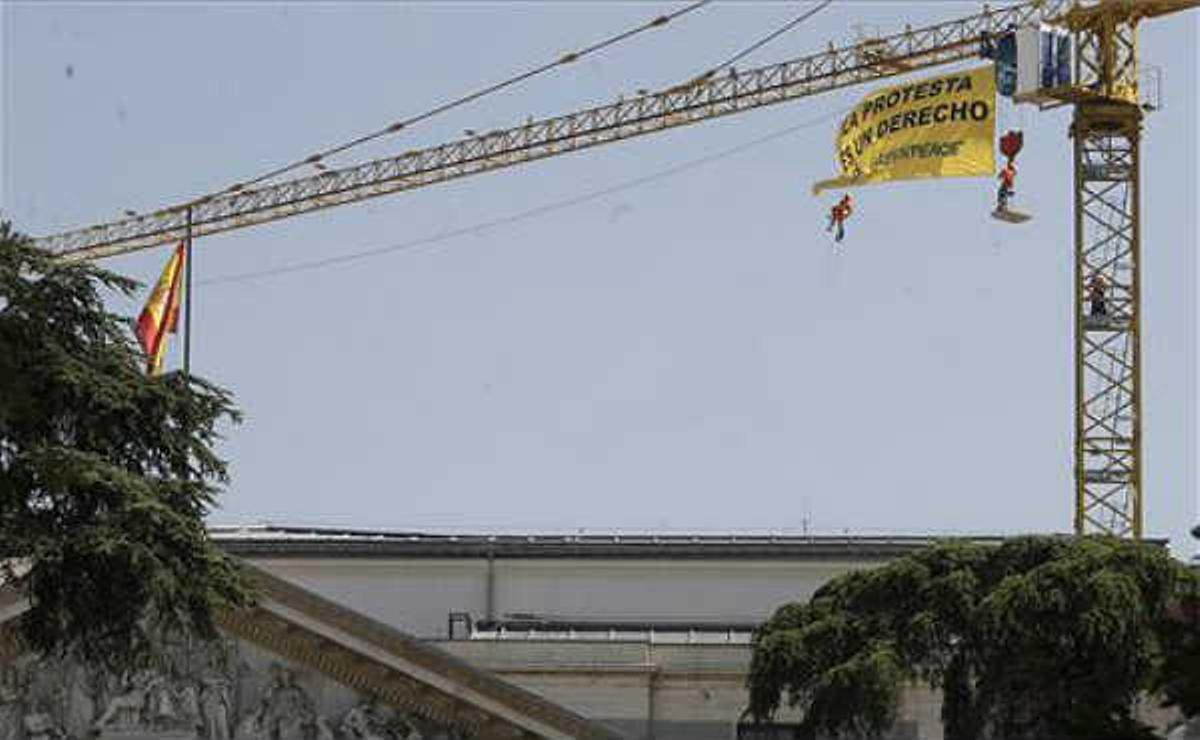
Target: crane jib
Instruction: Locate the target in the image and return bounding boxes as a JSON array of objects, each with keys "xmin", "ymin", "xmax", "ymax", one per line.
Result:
[
  {"xmin": 38, "ymin": 0, "xmax": 1199, "ymax": 263},
  {"xmin": 39, "ymin": 0, "xmax": 1064, "ymax": 263}
]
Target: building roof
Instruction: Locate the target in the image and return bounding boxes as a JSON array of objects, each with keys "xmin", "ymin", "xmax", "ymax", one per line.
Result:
[{"xmin": 210, "ymin": 523, "xmax": 1043, "ymax": 560}]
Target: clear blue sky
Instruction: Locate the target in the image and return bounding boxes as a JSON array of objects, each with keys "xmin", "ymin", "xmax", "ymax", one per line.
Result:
[{"xmin": 3, "ymin": 2, "xmax": 1197, "ymax": 557}]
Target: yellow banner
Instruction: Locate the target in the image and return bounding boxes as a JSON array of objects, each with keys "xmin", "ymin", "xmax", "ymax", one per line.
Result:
[{"xmin": 813, "ymin": 66, "xmax": 996, "ymax": 194}]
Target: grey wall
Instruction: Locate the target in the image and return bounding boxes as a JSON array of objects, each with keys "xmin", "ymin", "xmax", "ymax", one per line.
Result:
[
  {"xmin": 253, "ymin": 558, "xmax": 489, "ymax": 638},
  {"xmin": 248, "ymin": 557, "xmax": 872, "ymax": 638},
  {"xmin": 441, "ymin": 640, "xmax": 937, "ymax": 740}
]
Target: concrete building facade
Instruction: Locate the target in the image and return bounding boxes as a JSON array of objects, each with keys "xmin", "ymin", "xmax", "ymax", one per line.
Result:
[
  {"xmin": 212, "ymin": 526, "xmax": 1008, "ymax": 739},
  {"xmin": 213, "ymin": 527, "xmax": 999, "ymax": 640},
  {"xmin": 4, "ymin": 525, "xmax": 1184, "ymax": 739}
]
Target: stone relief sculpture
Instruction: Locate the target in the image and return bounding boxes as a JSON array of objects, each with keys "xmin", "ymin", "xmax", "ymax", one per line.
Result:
[
  {"xmin": 0, "ymin": 666, "xmax": 24, "ymax": 740},
  {"xmin": 21, "ymin": 710, "xmax": 60, "ymax": 740},
  {"xmin": 198, "ymin": 676, "xmax": 231, "ymax": 740},
  {"xmin": 0, "ymin": 640, "xmax": 430, "ymax": 740},
  {"xmin": 91, "ymin": 669, "xmax": 161, "ymax": 731},
  {"xmin": 264, "ymin": 666, "xmax": 316, "ymax": 738},
  {"xmin": 339, "ymin": 702, "xmax": 423, "ymax": 740},
  {"xmin": 237, "ymin": 663, "xmax": 335, "ymax": 740}
]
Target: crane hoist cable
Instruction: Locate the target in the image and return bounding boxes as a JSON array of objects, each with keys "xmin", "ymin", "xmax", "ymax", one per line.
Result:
[
  {"xmin": 196, "ymin": 0, "xmax": 713, "ymax": 205},
  {"xmin": 664, "ymin": 0, "xmax": 833, "ymax": 93},
  {"xmin": 711, "ymin": 0, "xmax": 834, "ymax": 72}
]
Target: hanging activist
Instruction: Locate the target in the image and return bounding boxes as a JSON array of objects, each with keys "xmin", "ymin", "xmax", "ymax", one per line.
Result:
[{"xmin": 826, "ymin": 194, "xmax": 854, "ymax": 243}]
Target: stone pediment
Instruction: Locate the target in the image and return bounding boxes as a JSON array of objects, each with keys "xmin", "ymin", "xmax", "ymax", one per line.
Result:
[{"xmin": 0, "ymin": 563, "xmax": 620, "ymax": 740}]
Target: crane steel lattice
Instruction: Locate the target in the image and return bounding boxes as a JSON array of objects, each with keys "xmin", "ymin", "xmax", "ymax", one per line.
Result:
[
  {"xmin": 1073, "ymin": 107, "xmax": 1144, "ymax": 538},
  {"xmin": 1064, "ymin": 1, "xmax": 1149, "ymax": 539},
  {"xmin": 38, "ymin": 1, "xmax": 1065, "ymax": 262},
  {"xmin": 1050, "ymin": 0, "xmax": 1196, "ymax": 537},
  {"xmin": 33, "ymin": 0, "xmax": 1199, "ymax": 538}
]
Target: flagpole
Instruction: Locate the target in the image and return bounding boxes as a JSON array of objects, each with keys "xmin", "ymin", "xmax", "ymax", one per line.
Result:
[
  {"xmin": 184, "ymin": 206, "xmax": 193, "ymax": 378},
  {"xmin": 183, "ymin": 208, "xmax": 194, "ymax": 484}
]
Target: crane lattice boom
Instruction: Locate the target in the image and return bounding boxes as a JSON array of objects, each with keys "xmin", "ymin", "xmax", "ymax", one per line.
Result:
[{"xmin": 39, "ymin": 0, "xmax": 1066, "ymax": 263}]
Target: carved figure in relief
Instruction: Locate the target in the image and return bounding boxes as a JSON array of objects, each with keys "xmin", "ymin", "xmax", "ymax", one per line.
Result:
[
  {"xmin": 313, "ymin": 717, "xmax": 335, "ymax": 740},
  {"xmin": 22, "ymin": 704, "xmax": 62, "ymax": 740},
  {"xmin": 264, "ymin": 666, "xmax": 300, "ymax": 734},
  {"xmin": 0, "ymin": 665, "xmax": 25, "ymax": 740},
  {"xmin": 266, "ymin": 667, "xmax": 310, "ymax": 738},
  {"xmin": 235, "ymin": 707, "xmax": 270, "ymax": 740},
  {"xmin": 339, "ymin": 702, "xmax": 422, "ymax": 740},
  {"xmin": 92, "ymin": 668, "xmax": 163, "ymax": 730},
  {"xmin": 173, "ymin": 680, "xmax": 201, "ymax": 733},
  {"xmin": 148, "ymin": 673, "xmax": 179, "ymax": 729},
  {"xmin": 238, "ymin": 663, "xmax": 332, "ymax": 739},
  {"xmin": 340, "ymin": 703, "xmax": 385, "ymax": 740},
  {"xmin": 198, "ymin": 676, "xmax": 231, "ymax": 740}
]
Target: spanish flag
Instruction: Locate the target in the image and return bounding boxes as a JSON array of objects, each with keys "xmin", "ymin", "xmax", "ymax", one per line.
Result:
[{"xmin": 135, "ymin": 242, "xmax": 186, "ymax": 375}]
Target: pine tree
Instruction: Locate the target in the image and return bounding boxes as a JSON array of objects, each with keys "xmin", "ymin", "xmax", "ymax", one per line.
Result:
[
  {"xmin": 0, "ymin": 222, "xmax": 251, "ymax": 667},
  {"xmin": 748, "ymin": 535, "xmax": 1199, "ymax": 739}
]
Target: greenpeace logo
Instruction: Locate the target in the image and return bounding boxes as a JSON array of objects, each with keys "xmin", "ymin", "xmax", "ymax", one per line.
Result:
[{"xmin": 872, "ymin": 141, "xmax": 965, "ymax": 167}]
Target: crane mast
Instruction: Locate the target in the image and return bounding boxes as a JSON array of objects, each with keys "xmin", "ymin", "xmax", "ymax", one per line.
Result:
[
  {"xmin": 1073, "ymin": 101, "xmax": 1143, "ymax": 538},
  {"xmin": 1061, "ymin": 0, "xmax": 1175, "ymax": 538},
  {"xmin": 32, "ymin": 0, "xmax": 1200, "ymax": 539}
]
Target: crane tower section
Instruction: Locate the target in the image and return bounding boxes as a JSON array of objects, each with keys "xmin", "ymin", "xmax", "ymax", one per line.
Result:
[
  {"xmin": 1073, "ymin": 101, "xmax": 1142, "ymax": 538},
  {"xmin": 998, "ymin": 0, "xmax": 1196, "ymax": 537},
  {"xmin": 1054, "ymin": 1, "xmax": 1168, "ymax": 538}
]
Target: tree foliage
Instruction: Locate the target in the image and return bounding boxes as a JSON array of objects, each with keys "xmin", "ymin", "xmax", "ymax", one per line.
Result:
[
  {"xmin": 748, "ymin": 535, "xmax": 1200, "ymax": 739},
  {"xmin": 0, "ymin": 222, "xmax": 252, "ymax": 667},
  {"xmin": 1158, "ymin": 573, "xmax": 1200, "ymax": 721}
]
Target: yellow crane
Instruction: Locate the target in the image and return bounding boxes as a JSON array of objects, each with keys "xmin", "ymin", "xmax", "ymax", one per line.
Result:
[{"xmin": 33, "ymin": 0, "xmax": 1198, "ymax": 539}]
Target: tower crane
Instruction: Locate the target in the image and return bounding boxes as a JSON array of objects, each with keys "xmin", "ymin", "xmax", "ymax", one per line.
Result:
[{"xmin": 33, "ymin": 0, "xmax": 1199, "ymax": 539}]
